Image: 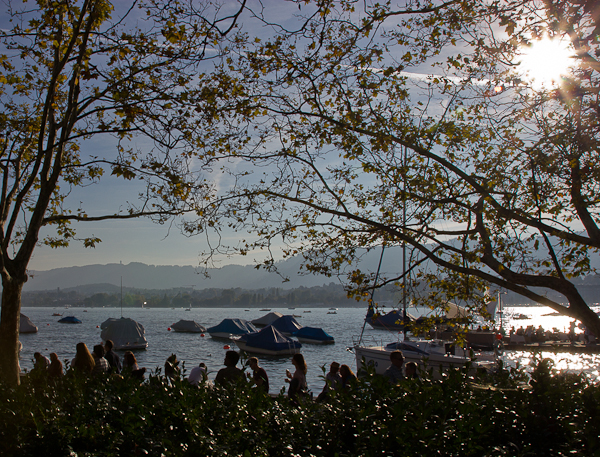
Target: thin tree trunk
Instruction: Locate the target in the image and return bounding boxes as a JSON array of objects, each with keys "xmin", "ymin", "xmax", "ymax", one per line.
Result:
[{"xmin": 0, "ymin": 276, "xmax": 24, "ymax": 386}]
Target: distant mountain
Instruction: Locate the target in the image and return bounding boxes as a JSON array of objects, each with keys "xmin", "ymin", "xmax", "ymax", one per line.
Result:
[
  {"xmin": 22, "ymin": 242, "xmax": 600, "ymax": 298},
  {"xmin": 23, "ymin": 247, "xmax": 407, "ymax": 292},
  {"xmin": 24, "ymin": 261, "xmax": 321, "ymax": 291}
]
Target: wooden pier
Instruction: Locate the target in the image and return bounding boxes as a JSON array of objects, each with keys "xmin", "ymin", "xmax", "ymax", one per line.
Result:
[{"xmin": 503, "ymin": 341, "xmax": 600, "ymax": 354}]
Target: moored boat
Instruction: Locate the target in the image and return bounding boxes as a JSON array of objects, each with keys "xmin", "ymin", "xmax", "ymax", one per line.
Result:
[
  {"xmin": 354, "ymin": 338, "xmax": 494, "ymax": 377},
  {"xmin": 171, "ymin": 319, "xmax": 206, "ymax": 333},
  {"xmin": 366, "ymin": 307, "xmax": 416, "ymax": 331},
  {"xmin": 58, "ymin": 316, "xmax": 82, "ymax": 324},
  {"xmin": 207, "ymin": 318, "xmax": 257, "ymax": 339},
  {"xmin": 251, "ymin": 311, "xmax": 283, "ymax": 328},
  {"xmin": 20, "ymin": 314, "xmax": 38, "ymax": 333},
  {"xmin": 234, "ymin": 325, "xmax": 302, "ymax": 356},
  {"xmin": 293, "ymin": 326, "xmax": 334, "ymax": 344},
  {"xmin": 269, "ymin": 315, "xmax": 302, "ymax": 336},
  {"xmin": 100, "ymin": 317, "xmax": 148, "ymax": 350}
]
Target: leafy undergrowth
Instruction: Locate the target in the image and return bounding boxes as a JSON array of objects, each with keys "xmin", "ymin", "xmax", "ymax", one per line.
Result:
[{"xmin": 1, "ymin": 360, "xmax": 599, "ymax": 457}]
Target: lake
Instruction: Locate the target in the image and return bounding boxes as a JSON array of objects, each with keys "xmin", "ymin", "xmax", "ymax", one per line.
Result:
[{"xmin": 18, "ymin": 304, "xmax": 600, "ymax": 393}]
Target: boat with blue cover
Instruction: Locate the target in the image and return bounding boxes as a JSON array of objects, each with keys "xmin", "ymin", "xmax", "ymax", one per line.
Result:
[
  {"xmin": 365, "ymin": 306, "xmax": 416, "ymax": 331},
  {"xmin": 269, "ymin": 315, "xmax": 302, "ymax": 336},
  {"xmin": 58, "ymin": 316, "xmax": 82, "ymax": 324},
  {"xmin": 293, "ymin": 326, "xmax": 335, "ymax": 344},
  {"xmin": 207, "ymin": 318, "xmax": 257, "ymax": 339},
  {"xmin": 234, "ymin": 325, "xmax": 302, "ymax": 356}
]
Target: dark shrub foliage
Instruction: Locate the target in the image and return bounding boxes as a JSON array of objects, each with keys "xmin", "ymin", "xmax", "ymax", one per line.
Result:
[{"xmin": 1, "ymin": 360, "xmax": 599, "ymax": 456}]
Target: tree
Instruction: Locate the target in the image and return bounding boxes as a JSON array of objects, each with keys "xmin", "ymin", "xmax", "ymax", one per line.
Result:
[
  {"xmin": 0, "ymin": 0, "xmax": 247, "ymax": 385},
  {"xmin": 194, "ymin": 0, "xmax": 600, "ymax": 336}
]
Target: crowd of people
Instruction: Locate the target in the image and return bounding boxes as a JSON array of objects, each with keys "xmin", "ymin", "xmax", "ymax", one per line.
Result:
[
  {"xmin": 508, "ymin": 322, "xmax": 597, "ymax": 344},
  {"xmin": 32, "ymin": 340, "xmax": 145, "ymax": 380},
  {"xmin": 31, "ymin": 344, "xmax": 416, "ymax": 402}
]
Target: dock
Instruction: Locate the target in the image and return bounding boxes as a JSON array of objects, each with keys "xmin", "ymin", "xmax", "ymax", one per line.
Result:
[{"xmin": 503, "ymin": 341, "xmax": 600, "ymax": 354}]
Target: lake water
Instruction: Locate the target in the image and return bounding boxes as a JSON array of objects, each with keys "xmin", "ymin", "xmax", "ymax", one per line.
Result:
[{"xmin": 18, "ymin": 305, "xmax": 600, "ymax": 393}]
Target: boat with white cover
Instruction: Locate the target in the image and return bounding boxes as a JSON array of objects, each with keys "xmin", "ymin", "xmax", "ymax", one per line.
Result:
[
  {"xmin": 19, "ymin": 314, "xmax": 38, "ymax": 333},
  {"xmin": 171, "ymin": 319, "xmax": 206, "ymax": 333},
  {"xmin": 251, "ymin": 311, "xmax": 283, "ymax": 328},
  {"xmin": 101, "ymin": 317, "xmax": 148, "ymax": 350}
]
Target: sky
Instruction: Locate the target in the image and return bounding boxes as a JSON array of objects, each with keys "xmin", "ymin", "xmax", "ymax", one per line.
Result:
[
  {"xmin": 5, "ymin": 1, "xmax": 294, "ymax": 272},
  {"xmin": 6, "ymin": 1, "xmax": 581, "ymax": 274},
  {"xmin": 19, "ymin": 0, "xmax": 390, "ymax": 272}
]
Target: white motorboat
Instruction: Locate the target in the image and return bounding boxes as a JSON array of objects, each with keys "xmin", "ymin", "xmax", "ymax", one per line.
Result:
[{"xmin": 354, "ymin": 337, "xmax": 494, "ymax": 377}]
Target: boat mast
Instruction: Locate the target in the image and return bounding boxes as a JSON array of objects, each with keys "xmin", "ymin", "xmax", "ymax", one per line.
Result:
[
  {"xmin": 402, "ymin": 145, "xmax": 408, "ymax": 340},
  {"xmin": 120, "ymin": 276, "xmax": 123, "ymax": 318},
  {"xmin": 358, "ymin": 244, "xmax": 386, "ymax": 345}
]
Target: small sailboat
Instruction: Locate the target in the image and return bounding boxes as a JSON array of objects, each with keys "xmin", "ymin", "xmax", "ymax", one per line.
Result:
[
  {"xmin": 99, "ymin": 277, "xmax": 148, "ymax": 350},
  {"xmin": 101, "ymin": 317, "xmax": 148, "ymax": 350}
]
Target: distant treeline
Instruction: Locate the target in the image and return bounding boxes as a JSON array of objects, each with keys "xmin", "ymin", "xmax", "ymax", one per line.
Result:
[
  {"xmin": 20, "ymin": 275, "xmax": 600, "ymax": 308},
  {"xmin": 21, "ymin": 283, "xmax": 402, "ymax": 308}
]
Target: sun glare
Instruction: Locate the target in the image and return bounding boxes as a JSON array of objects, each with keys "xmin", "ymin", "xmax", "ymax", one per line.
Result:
[{"xmin": 517, "ymin": 36, "xmax": 576, "ymax": 88}]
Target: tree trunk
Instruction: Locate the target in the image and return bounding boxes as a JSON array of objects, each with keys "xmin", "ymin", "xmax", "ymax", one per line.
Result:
[
  {"xmin": 568, "ymin": 294, "xmax": 600, "ymax": 340},
  {"xmin": 0, "ymin": 275, "xmax": 24, "ymax": 386}
]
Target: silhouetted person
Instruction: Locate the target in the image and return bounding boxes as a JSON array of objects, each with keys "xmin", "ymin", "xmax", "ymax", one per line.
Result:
[
  {"xmin": 285, "ymin": 353, "xmax": 308, "ymax": 403},
  {"xmin": 71, "ymin": 342, "xmax": 95, "ymax": 375},
  {"xmin": 48, "ymin": 353, "xmax": 63, "ymax": 379},
  {"xmin": 92, "ymin": 344, "xmax": 109, "ymax": 376},
  {"xmin": 123, "ymin": 351, "xmax": 146, "ymax": 380},
  {"xmin": 405, "ymin": 361, "xmax": 419, "ymax": 379},
  {"xmin": 103, "ymin": 340, "xmax": 121, "ymax": 374},
  {"xmin": 339, "ymin": 364, "xmax": 358, "ymax": 389},
  {"xmin": 165, "ymin": 354, "xmax": 180, "ymax": 382},
  {"xmin": 383, "ymin": 350, "xmax": 404, "ymax": 384},
  {"xmin": 188, "ymin": 362, "xmax": 210, "ymax": 387},
  {"xmin": 215, "ymin": 351, "xmax": 244, "ymax": 386},
  {"xmin": 316, "ymin": 361, "xmax": 341, "ymax": 402},
  {"xmin": 247, "ymin": 357, "xmax": 269, "ymax": 393}
]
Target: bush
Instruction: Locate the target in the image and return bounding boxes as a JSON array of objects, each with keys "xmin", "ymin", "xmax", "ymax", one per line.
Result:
[{"xmin": 0, "ymin": 361, "xmax": 598, "ymax": 456}]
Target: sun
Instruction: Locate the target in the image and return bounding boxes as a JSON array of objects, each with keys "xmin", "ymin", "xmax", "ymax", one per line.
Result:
[{"xmin": 517, "ymin": 36, "xmax": 576, "ymax": 88}]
